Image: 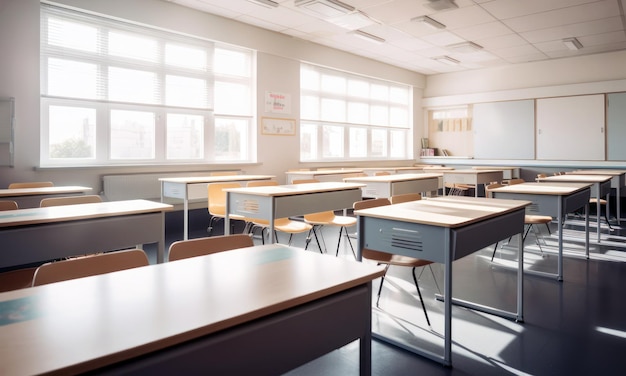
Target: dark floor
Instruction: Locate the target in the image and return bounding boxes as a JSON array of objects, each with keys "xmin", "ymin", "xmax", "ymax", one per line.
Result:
[{"xmin": 159, "ymin": 208, "xmax": 626, "ymax": 376}]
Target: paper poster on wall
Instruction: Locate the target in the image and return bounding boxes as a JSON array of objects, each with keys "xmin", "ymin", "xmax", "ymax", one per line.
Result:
[
  {"xmin": 265, "ymin": 91, "xmax": 291, "ymax": 114},
  {"xmin": 261, "ymin": 117, "xmax": 296, "ymax": 135}
]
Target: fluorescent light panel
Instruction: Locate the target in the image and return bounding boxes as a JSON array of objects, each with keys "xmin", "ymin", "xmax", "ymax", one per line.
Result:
[
  {"xmin": 563, "ymin": 37, "xmax": 583, "ymax": 50},
  {"xmin": 425, "ymin": 0, "xmax": 459, "ymax": 11},
  {"xmin": 329, "ymin": 11, "xmax": 377, "ymax": 30},
  {"xmin": 412, "ymin": 15, "xmax": 446, "ymax": 30},
  {"xmin": 433, "ymin": 56, "xmax": 459, "ymax": 65},
  {"xmin": 351, "ymin": 30, "xmax": 385, "ymax": 44},
  {"xmin": 295, "ymin": 0, "xmax": 354, "ymax": 18},
  {"xmin": 448, "ymin": 41, "xmax": 483, "ymax": 53},
  {"xmin": 247, "ymin": 0, "xmax": 279, "ymax": 8}
]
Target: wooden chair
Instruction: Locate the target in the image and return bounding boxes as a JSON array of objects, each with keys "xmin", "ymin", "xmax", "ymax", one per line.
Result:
[
  {"xmin": 390, "ymin": 193, "xmax": 422, "ymax": 204},
  {"xmin": 39, "ymin": 195, "xmax": 103, "ymax": 207},
  {"xmin": 292, "ymin": 179, "xmax": 357, "ymax": 257},
  {"xmin": 353, "ymin": 197, "xmax": 434, "ymax": 326},
  {"xmin": 375, "ymin": 171, "xmax": 391, "ymax": 176},
  {"xmin": 207, "ymin": 182, "xmax": 246, "ymax": 236},
  {"xmin": 245, "ymin": 181, "xmax": 313, "ymax": 245},
  {"xmin": 0, "ymin": 267, "xmax": 38, "ymax": 292},
  {"xmin": 31, "ymin": 249, "xmax": 149, "ymax": 286},
  {"xmin": 8, "ymin": 181, "xmax": 54, "ymax": 189},
  {"xmin": 168, "ymin": 234, "xmax": 254, "ymax": 262},
  {"xmin": 0, "ymin": 200, "xmax": 18, "ymax": 211},
  {"xmin": 487, "ymin": 182, "xmax": 552, "ymax": 261}
]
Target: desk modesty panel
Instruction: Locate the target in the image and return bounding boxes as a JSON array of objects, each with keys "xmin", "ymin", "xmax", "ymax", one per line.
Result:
[
  {"xmin": 355, "ymin": 196, "xmax": 529, "ymax": 366},
  {"xmin": 0, "ymin": 245, "xmax": 385, "ymax": 376},
  {"xmin": 343, "ymin": 173, "xmax": 441, "ymax": 198},
  {"xmin": 0, "ymin": 186, "xmax": 92, "ymax": 208},
  {"xmin": 0, "ymin": 199, "xmax": 172, "ymax": 267},
  {"xmin": 285, "ymin": 169, "xmax": 365, "ymax": 183}
]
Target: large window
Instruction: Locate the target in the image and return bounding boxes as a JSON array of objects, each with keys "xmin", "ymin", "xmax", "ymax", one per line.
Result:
[
  {"xmin": 40, "ymin": 4, "xmax": 255, "ymax": 167},
  {"xmin": 300, "ymin": 64, "xmax": 413, "ymax": 162}
]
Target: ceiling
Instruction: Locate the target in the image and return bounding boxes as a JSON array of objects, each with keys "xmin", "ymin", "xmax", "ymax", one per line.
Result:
[{"xmin": 164, "ymin": 0, "xmax": 626, "ymax": 75}]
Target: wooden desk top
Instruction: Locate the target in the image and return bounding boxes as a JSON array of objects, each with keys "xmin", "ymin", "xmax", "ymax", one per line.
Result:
[
  {"xmin": 354, "ymin": 196, "xmax": 530, "ymax": 228},
  {"xmin": 489, "ymin": 182, "xmax": 592, "ymax": 196},
  {"xmin": 472, "ymin": 166, "xmax": 519, "ymax": 171},
  {"xmin": 343, "ymin": 173, "xmax": 442, "ymax": 183},
  {"xmin": 568, "ymin": 169, "xmax": 626, "ymax": 176},
  {"xmin": 537, "ymin": 174, "xmax": 613, "ymax": 183},
  {"xmin": 0, "ymin": 199, "xmax": 173, "ymax": 228},
  {"xmin": 158, "ymin": 174, "xmax": 275, "ymax": 184},
  {"xmin": 0, "ymin": 244, "xmax": 384, "ymax": 375},
  {"xmin": 360, "ymin": 166, "xmax": 424, "ymax": 171},
  {"xmin": 225, "ymin": 182, "xmax": 365, "ymax": 197},
  {"xmin": 443, "ymin": 169, "xmax": 503, "ymax": 175},
  {"xmin": 285, "ymin": 169, "xmax": 364, "ymax": 176},
  {"xmin": 0, "ymin": 186, "xmax": 92, "ymax": 198}
]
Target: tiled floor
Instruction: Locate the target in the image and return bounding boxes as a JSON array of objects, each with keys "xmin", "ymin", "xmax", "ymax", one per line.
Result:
[{"xmin": 165, "ymin": 209, "xmax": 626, "ymax": 376}]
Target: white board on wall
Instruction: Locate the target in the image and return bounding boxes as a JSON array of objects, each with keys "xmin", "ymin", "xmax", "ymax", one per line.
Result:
[
  {"xmin": 473, "ymin": 100, "xmax": 535, "ymax": 159},
  {"xmin": 536, "ymin": 94, "xmax": 605, "ymax": 160},
  {"xmin": 607, "ymin": 92, "xmax": 626, "ymax": 161}
]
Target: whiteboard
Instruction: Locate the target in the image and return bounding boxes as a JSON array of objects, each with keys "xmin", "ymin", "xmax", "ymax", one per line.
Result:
[
  {"xmin": 607, "ymin": 92, "xmax": 626, "ymax": 161},
  {"xmin": 473, "ymin": 100, "xmax": 535, "ymax": 159},
  {"xmin": 536, "ymin": 95, "xmax": 605, "ymax": 160}
]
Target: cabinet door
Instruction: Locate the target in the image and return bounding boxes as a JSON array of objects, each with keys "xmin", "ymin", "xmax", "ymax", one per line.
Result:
[
  {"xmin": 536, "ymin": 95, "xmax": 604, "ymax": 160},
  {"xmin": 608, "ymin": 92, "xmax": 626, "ymax": 161},
  {"xmin": 0, "ymin": 97, "xmax": 14, "ymax": 167}
]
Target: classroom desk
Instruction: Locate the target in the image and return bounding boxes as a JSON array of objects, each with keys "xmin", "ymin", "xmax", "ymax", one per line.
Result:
[
  {"xmin": 225, "ymin": 182, "xmax": 364, "ymax": 243},
  {"xmin": 489, "ymin": 182, "xmax": 591, "ymax": 281},
  {"xmin": 567, "ymin": 169, "xmax": 626, "ymax": 224},
  {"xmin": 472, "ymin": 166, "xmax": 520, "ymax": 180},
  {"xmin": 343, "ymin": 173, "xmax": 441, "ymax": 198},
  {"xmin": 360, "ymin": 166, "xmax": 425, "ymax": 175},
  {"xmin": 0, "ymin": 186, "xmax": 92, "ymax": 208},
  {"xmin": 355, "ymin": 196, "xmax": 529, "ymax": 366},
  {"xmin": 159, "ymin": 174, "xmax": 275, "ymax": 240},
  {"xmin": 0, "ymin": 199, "xmax": 172, "ymax": 267},
  {"xmin": 285, "ymin": 169, "xmax": 364, "ymax": 183},
  {"xmin": 442, "ymin": 169, "xmax": 504, "ymax": 197},
  {"xmin": 536, "ymin": 174, "xmax": 611, "ymax": 243},
  {"xmin": 0, "ymin": 244, "xmax": 385, "ymax": 375}
]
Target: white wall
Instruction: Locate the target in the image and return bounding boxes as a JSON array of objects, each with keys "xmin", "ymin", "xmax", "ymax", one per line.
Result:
[{"xmin": 0, "ymin": 0, "xmax": 425, "ymax": 190}]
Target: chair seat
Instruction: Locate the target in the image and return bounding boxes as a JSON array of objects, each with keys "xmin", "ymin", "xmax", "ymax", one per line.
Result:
[
  {"xmin": 305, "ymin": 214, "xmax": 356, "ymax": 227},
  {"xmin": 590, "ymin": 198, "xmax": 607, "ymax": 205},
  {"xmin": 525, "ymin": 215, "xmax": 552, "ymax": 225},
  {"xmin": 251, "ymin": 217, "xmax": 312, "ymax": 234},
  {"xmin": 363, "ymin": 249, "xmax": 433, "ymax": 267}
]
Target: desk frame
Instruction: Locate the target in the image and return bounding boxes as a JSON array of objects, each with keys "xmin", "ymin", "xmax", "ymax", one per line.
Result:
[
  {"xmin": 356, "ymin": 197, "xmax": 526, "ymax": 366},
  {"xmin": 344, "ymin": 173, "xmax": 440, "ymax": 198},
  {"xmin": 442, "ymin": 170, "xmax": 504, "ymax": 197}
]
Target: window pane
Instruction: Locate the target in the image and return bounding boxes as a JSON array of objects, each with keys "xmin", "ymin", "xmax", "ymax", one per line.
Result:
[
  {"xmin": 301, "ymin": 68, "xmax": 319, "ymax": 91},
  {"xmin": 390, "ymin": 130, "xmax": 406, "ymax": 158},
  {"xmin": 110, "ymin": 109, "xmax": 155, "ymax": 159},
  {"xmin": 47, "ymin": 18, "xmax": 97, "ymax": 52},
  {"xmin": 167, "ymin": 114, "xmax": 204, "ymax": 159},
  {"xmin": 370, "ymin": 105, "xmax": 388, "ymax": 126},
  {"xmin": 166, "ymin": 43, "xmax": 207, "ymax": 71},
  {"xmin": 347, "ymin": 102, "xmax": 368, "ymax": 124},
  {"xmin": 48, "ymin": 106, "xmax": 96, "ymax": 159},
  {"xmin": 349, "ymin": 127, "xmax": 367, "ymax": 158},
  {"xmin": 214, "ymin": 82, "xmax": 250, "ymax": 115},
  {"xmin": 321, "ymin": 98, "xmax": 345, "ymax": 122},
  {"xmin": 322, "ymin": 125, "xmax": 343, "ymax": 158},
  {"xmin": 48, "ymin": 58, "xmax": 97, "ymax": 99},
  {"xmin": 214, "ymin": 48, "xmax": 249, "ymax": 77},
  {"xmin": 166, "ymin": 75, "xmax": 207, "ymax": 108},
  {"xmin": 321, "ymin": 74, "xmax": 345, "ymax": 94},
  {"xmin": 109, "ymin": 32, "xmax": 157, "ymax": 63},
  {"xmin": 371, "ymin": 128, "xmax": 387, "ymax": 157},
  {"xmin": 300, "ymin": 122, "xmax": 318, "ymax": 161},
  {"xmin": 347, "ymin": 79, "xmax": 368, "ymax": 98},
  {"xmin": 390, "ymin": 107, "xmax": 409, "ymax": 127},
  {"xmin": 301, "ymin": 96, "xmax": 319, "ymax": 120},
  {"xmin": 214, "ymin": 118, "xmax": 248, "ymax": 161},
  {"xmin": 389, "ymin": 86, "xmax": 409, "ymax": 104},
  {"xmin": 109, "ymin": 67, "xmax": 158, "ymax": 104},
  {"xmin": 370, "ymin": 84, "xmax": 388, "ymax": 101}
]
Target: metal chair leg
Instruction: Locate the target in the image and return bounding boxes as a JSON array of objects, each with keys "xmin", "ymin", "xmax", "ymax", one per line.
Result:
[{"xmin": 412, "ymin": 267, "xmax": 431, "ymax": 327}]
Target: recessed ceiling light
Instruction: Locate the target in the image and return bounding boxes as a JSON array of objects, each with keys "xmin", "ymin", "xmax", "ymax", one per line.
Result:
[
  {"xmin": 563, "ymin": 37, "xmax": 583, "ymax": 51},
  {"xmin": 351, "ymin": 30, "xmax": 385, "ymax": 44},
  {"xmin": 247, "ymin": 0, "xmax": 279, "ymax": 8},
  {"xmin": 295, "ymin": 0, "xmax": 355, "ymax": 18},
  {"xmin": 433, "ymin": 56, "xmax": 460, "ymax": 65},
  {"xmin": 425, "ymin": 0, "xmax": 459, "ymax": 11},
  {"xmin": 329, "ymin": 11, "xmax": 378, "ymax": 30},
  {"xmin": 448, "ymin": 41, "xmax": 483, "ymax": 53},
  {"xmin": 412, "ymin": 15, "xmax": 446, "ymax": 30}
]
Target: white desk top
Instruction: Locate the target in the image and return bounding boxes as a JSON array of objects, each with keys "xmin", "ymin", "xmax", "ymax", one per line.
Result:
[
  {"xmin": 343, "ymin": 173, "xmax": 442, "ymax": 183},
  {"xmin": 225, "ymin": 182, "xmax": 365, "ymax": 197},
  {"xmin": 537, "ymin": 174, "xmax": 613, "ymax": 183},
  {"xmin": 0, "ymin": 244, "xmax": 384, "ymax": 375},
  {"xmin": 0, "ymin": 199, "xmax": 172, "ymax": 228},
  {"xmin": 472, "ymin": 166, "xmax": 519, "ymax": 171},
  {"xmin": 568, "ymin": 169, "xmax": 626, "ymax": 176},
  {"xmin": 443, "ymin": 169, "xmax": 503, "ymax": 175},
  {"xmin": 359, "ymin": 166, "xmax": 424, "ymax": 171},
  {"xmin": 0, "ymin": 186, "xmax": 92, "ymax": 198},
  {"xmin": 354, "ymin": 196, "xmax": 530, "ymax": 228},
  {"xmin": 285, "ymin": 169, "xmax": 364, "ymax": 176},
  {"xmin": 489, "ymin": 182, "xmax": 592, "ymax": 196},
  {"xmin": 158, "ymin": 174, "xmax": 275, "ymax": 184}
]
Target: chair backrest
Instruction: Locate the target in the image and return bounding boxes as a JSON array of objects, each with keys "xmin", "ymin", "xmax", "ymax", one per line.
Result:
[
  {"xmin": 353, "ymin": 197, "xmax": 391, "ymax": 210},
  {"xmin": 32, "ymin": 249, "xmax": 149, "ymax": 286},
  {"xmin": 207, "ymin": 182, "xmax": 242, "ymax": 216},
  {"xmin": 375, "ymin": 171, "xmax": 391, "ymax": 176},
  {"xmin": 247, "ymin": 180, "xmax": 278, "ymax": 187},
  {"xmin": 0, "ymin": 200, "xmax": 18, "ymax": 211},
  {"xmin": 536, "ymin": 174, "xmax": 547, "ymax": 180},
  {"xmin": 485, "ymin": 183, "xmax": 503, "ymax": 198},
  {"xmin": 39, "ymin": 195, "xmax": 103, "ymax": 207},
  {"xmin": 508, "ymin": 178, "xmax": 525, "ymax": 185},
  {"xmin": 8, "ymin": 181, "xmax": 54, "ymax": 189},
  {"xmin": 390, "ymin": 193, "xmax": 422, "ymax": 204},
  {"xmin": 168, "ymin": 234, "xmax": 254, "ymax": 262},
  {"xmin": 291, "ymin": 179, "xmax": 319, "ymax": 184},
  {"xmin": 210, "ymin": 171, "xmax": 239, "ymax": 176}
]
